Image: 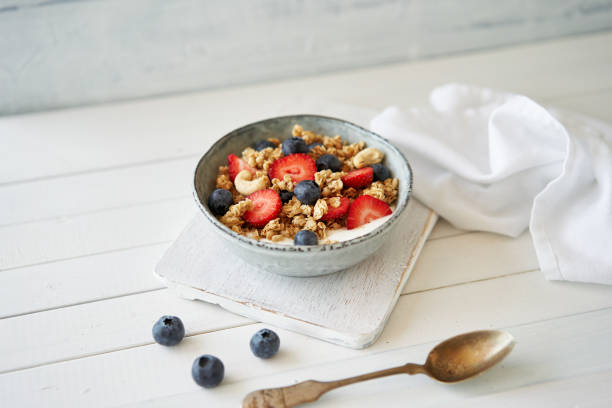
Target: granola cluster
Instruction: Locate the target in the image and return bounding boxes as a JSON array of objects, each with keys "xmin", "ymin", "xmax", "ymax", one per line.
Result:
[
  {"xmin": 293, "ymin": 125, "xmax": 366, "ymax": 171},
  {"xmin": 212, "ymin": 124, "xmax": 399, "ymax": 243}
]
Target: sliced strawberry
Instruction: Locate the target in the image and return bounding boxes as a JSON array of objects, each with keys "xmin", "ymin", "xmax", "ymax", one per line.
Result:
[
  {"xmin": 227, "ymin": 154, "xmax": 255, "ymax": 181},
  {"xmin": 243, "ymin": 189, "xmax": 282, "ymax": 228},
  {"xmin": 341, "ymin": 167, "xmax": 373, "ymax": 188},
  {"xmin": 320, "ymin": 197, "xmax": 350, "ymax": 221},
  {"xmin": 268, "ymin": 153, "xmax": 316, "ymax": 183},
  {"xmin": 346, "ymin": 195, "xmax": 392, "ymax": 230}
]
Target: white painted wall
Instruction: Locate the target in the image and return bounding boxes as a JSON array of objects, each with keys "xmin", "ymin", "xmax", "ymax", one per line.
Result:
[{"xmin": 1, "ymin": 0, "xmax": 612, "ymax": 115}]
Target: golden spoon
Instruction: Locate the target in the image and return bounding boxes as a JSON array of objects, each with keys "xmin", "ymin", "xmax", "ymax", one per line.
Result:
[{"xmin": 242, "ymin": 330, "xmax": 515, "ymax": 408}]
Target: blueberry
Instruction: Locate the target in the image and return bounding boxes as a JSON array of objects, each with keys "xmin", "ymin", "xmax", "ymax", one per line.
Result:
[
  {"xmin": 372, "ymin": 163, "xmax": 391, "ymax": 181},
  {"xmin": 152, "ymin": 315, "xmax": 185, "ymax": 346},
  {"xmin": 281, "ymin": 137, "xmax": 308, "ymax": 156},
  {"xmin": 207, "ymin": 189, "xmax": 233, "ymax": 216},
  {"xmin": 279, "ymin": 189, "xmax": 293, "ymax": 203},
  {"xmin": 308, "ymin": 142, "xmax": 323, "ymax": 151},
  {"xmin": 192, "ymin": 354, "xmax": 224, "ymax": 388},
  {"xmin": 250, "ymin": 329, "xmax": 280, "ymax": 358},
  {"xmin": 293, "ymin": 180, "xmax": 320, "ymax": 205},
  {"xmin": 315, "ymin": 154, "xmax": 342, "ymax": 172},
  {"xmin": 294, "ymin": 230, "xmax": 318, "ymax": 246},
  {"xmin": 254, "ymin": 140, "xmax": 276, "ymax": 151}
]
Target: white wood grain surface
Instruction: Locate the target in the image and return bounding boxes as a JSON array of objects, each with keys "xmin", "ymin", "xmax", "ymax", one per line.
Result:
[{"xmin": 1, "ymin": 32, "xmax": 612, "ymax": 407}]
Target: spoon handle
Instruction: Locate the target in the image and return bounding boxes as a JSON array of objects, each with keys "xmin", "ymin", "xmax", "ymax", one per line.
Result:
[{"xmin": 242, "ymin": 363, "xmax": 424, "ymax": 408}]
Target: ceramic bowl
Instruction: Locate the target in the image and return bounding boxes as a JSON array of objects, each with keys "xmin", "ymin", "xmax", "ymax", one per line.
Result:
[{"xmin": 193, "ymin": 114, "xmax": 412, "ymax": 277}]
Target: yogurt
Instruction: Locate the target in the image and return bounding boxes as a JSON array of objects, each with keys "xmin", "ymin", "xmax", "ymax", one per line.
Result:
[{"xmin": 262, "ymin": 208, "xmax": 394, "ymax": 245}]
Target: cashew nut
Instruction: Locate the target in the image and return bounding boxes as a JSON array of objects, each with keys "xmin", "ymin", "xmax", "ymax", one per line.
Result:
[
  {"xmin": 234, "ymin": 170, "xmax": 269, "ymax": 196},
  {"xmin": 352, "ymin": 147, "xmax": 384, "ymax": 168}
]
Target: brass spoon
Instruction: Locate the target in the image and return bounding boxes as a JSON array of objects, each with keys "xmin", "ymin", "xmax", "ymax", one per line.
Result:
[{"xmin": 242, "ymin": 330, "xmax": 514, "ymax": 408}]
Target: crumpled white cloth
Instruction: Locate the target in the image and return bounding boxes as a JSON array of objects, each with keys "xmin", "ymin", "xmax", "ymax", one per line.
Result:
[{"xmin": 371, "ymin": 84, "xmax": 612, "ymax": 285}]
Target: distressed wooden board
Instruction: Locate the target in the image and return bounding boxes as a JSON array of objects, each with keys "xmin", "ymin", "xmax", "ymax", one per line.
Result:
[{"xmin": 156, "ymin": 199, "xmax": 437, "ymax": 349}]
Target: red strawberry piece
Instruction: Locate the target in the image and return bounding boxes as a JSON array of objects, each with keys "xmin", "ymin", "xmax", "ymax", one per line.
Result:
[
  {"xmin": 227, "ymin": 153, "xmax": 255, "ymax": 181},
  {"xmin": 346, "ymin": 195, "xmax": 392, "ymax": 230},
  {"xmin": 341, "ymin": 167, "xmax": 373, "ymax": 188},
  {"xmin": 320, "ymin": 197, "xmax": 350, "ymax": 221},
  {"xmin": 243, "ymin": 189, "xmax": 282, "ymax": 228},
  {"xmin": 268, "ymin": 153, "xmax": 316, "ymax": 183}
]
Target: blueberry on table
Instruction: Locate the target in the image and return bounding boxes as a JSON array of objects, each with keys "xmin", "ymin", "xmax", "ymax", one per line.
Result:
[
  {"xmin": 281, "ymin": 137, "xmax": 308, "ymax": 156},
  {"xmin": 315, "ymin": 154, "xmax": 342, "ymax": 172},
  {"xmin": 152, "ymin": 315, "xmax": 185, "ymax": 346},
  {"xmin": 207, "ymin": 188, "xmax": 233, "ymax": 216},
  {"xmin": 192, "ymin": 355, "xmax": 225, "ymax": 388},
  {"xmin": 308, "ymin": 142, "xmax": 323, "ymax": 151},
  {"xmin": 372, "ymin": 163, "xmax": 391, "ymax": 181},
  {"xmin": 279, "ymin": 189, "xmax": 293, "ymax": 203},
  {"xmin": 250, "ymin": 328, "xmax": 280, "ymax": 358},
  {"xmin": 293, "ymin": 180, "xmax": 320, "ymax": 205},
  {"xmin": 294, "ymin": 230, "xmax": 318, "ymax": 246},
  {"xmin": 254, "ymin": 140, "xmax": 276, "ymax": 151}
]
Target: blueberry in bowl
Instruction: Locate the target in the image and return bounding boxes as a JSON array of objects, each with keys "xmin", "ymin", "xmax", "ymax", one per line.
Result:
[
  {"xmin": 293, "ymin": 180, "xmax": 320, "ymax": 206},
  {"xmin": 294, "ymin": 230, "xmax": 318, "ymax": 246},
  {"xmin": 316, "ymin": 154, "xmax": 343, "ymax": 172},
  {"xmin": 281, "ymin": 137, "xmax": 308, "ymax": 155}
]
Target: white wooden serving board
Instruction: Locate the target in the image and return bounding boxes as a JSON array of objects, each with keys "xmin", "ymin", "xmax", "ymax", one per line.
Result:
[{"xmin": 155, "ymin": 199, "xmax": 437, "ymax": 349}]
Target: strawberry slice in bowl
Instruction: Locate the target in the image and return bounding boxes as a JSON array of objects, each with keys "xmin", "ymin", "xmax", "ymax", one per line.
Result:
[
  {"xmin": 341, "ymin": 167, "xmax": 373, "ymax": 188},
  {"xmin": 320, "ymin": 197, "xmax": 350, "ymax": 221},
  {"xmin": 228, "ymin": 153, "xmax": 255, "ymax": 181},
  {"xmin": 268, "ymin": 153, "xmax": 316, "ymax": 183},
  {"xmin": 347, "ymin": 195, "xmax": 392, "ymax": 230},
  {"xmin": 243, "ymin": 189, "xmax": 282, "ymax": 228}
]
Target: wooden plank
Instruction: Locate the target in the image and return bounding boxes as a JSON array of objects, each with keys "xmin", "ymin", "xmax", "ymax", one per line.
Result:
[
  {"xmin": 403, "ymin": 230, "xmax": 537, "ymax": 294},
  {"xmin": 0, "ymin": 244, "xmax": 167, "ymax": 319},
  {"xmin": 1, "ymin": 32, "xmax": 611, "ymax": 184},
  {"xmin": 425, "ymin": 218, "xmax": 464, "ymax": 240},
  {"xmin": 0, "ymin": 159, "xmax": 194, "ymax": 227},
  {"xmin": 0, "ymin": 198, "xmax": 194, "ymax": 270},
  {"xmin": 1, "ymin": 278, "xmax": 611, "ymax": 407},
  {"xmin": 550, "ymin": 88, "xmax": 612, "ymax": 123},
  {"xmin": 431, "ymin": 370, "xmax": 612, "ymax": 408}
]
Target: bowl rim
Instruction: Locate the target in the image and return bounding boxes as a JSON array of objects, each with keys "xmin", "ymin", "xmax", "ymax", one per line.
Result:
[{"xmin": 193, "ymin": 114, "xmax": 412, "ymax": 253}]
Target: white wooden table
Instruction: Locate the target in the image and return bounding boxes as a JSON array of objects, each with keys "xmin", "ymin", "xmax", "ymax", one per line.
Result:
[{"xmin": 2, "ymin": 32, "xmax": 612, "ymax": 407}]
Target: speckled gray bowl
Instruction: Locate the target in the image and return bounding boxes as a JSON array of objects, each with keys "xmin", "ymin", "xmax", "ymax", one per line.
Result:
[{"xmin": 194, "ymin": 115, "xmax": 412, "ymax": 277}]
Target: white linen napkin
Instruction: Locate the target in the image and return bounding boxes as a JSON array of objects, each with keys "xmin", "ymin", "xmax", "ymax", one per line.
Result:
[{"xmin": 370, "ymin": 84, "xmax": 612, "ymax": 285}]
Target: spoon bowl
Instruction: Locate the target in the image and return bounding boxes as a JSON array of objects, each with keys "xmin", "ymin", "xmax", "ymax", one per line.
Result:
[{"xmin": 424, "ymin": 330, "xmax": 515, "ymax": 382}]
